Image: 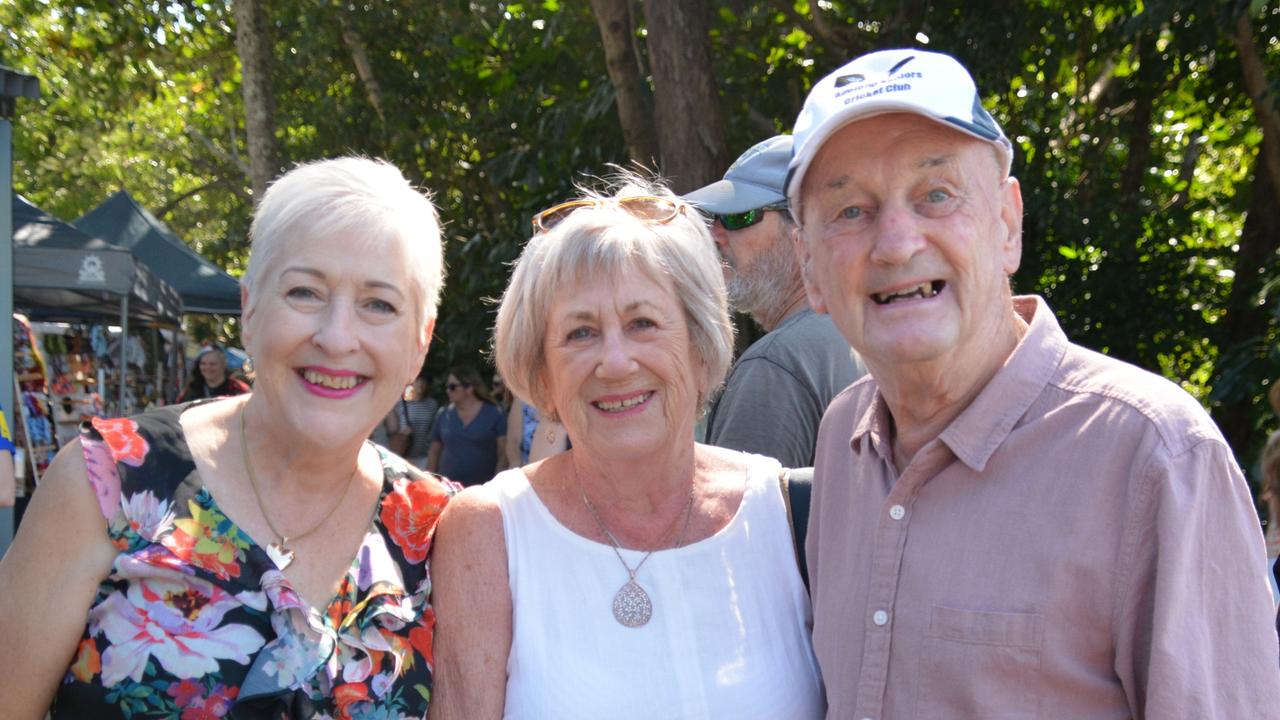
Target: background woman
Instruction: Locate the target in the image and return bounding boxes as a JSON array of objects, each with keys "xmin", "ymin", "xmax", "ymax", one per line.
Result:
[
  {"xmin": 426, "ymin": 366, "xmax": 506, "ymax": 486},
  {"xmin": 430, "ymin": 176, "xmax": 823, "ymax": 719},
  {"xmin": 393, "ymin": 369, "xmax": 440, "ymax": 470},
  {"xmin": 176, "ymin": 346, "xmax": 250, "ymax": 402},
  {"xmin": 0, "ymin": 157, "xmax": 453, "ymax": 719}
]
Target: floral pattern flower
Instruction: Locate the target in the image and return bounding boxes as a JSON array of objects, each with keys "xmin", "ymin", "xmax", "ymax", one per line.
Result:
[
  {"xmin": 121, "ymin": 489, "xmax": 175, "ymax": 542},
  {"xmin": 54, "ymin": 402, "xmax": 454, "ymax": 719},
  {"xmin": 380, "ymin": 476, "xmax": 450, "ymax": 563},
  {"xmin": 164, "ymin": 490, "xmax": 253, "ymax": 580},
  {"xmin": 90, "ymin": 416, "xmax": 149, "ymax": 466},
  {"xmin": 90, "ymin": 577, "xmax": 266, "ymax": 685}
]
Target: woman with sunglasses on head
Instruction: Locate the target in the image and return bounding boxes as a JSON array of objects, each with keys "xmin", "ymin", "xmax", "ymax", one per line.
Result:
[
  {"xmin": 426, "ymin": 366, "xmax": 507, "ymax": 487},
  {"xmin": 429, "ymin": 174, "xmax": 823, "ymax": 720},
  {"xmin": 0, "ymin": 157, "xmax": 455, "ymax": 719}
]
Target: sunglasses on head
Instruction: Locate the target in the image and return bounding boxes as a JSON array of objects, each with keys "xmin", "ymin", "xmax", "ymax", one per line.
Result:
[
  {"xmin": 531, "ymin": 195, "xmax": 687, "ymax": 234},
  {"xmin": 713, "ymin": 203, "xmax": 790, "ymax": 231}
]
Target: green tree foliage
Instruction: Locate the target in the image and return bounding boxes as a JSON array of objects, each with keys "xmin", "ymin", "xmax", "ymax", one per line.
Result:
[{"xmin": 2, "ymin": 0, "xmax": 1278, "ymax": 468}]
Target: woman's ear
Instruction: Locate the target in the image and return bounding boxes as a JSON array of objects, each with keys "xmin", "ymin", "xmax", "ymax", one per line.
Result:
[
  {"xmin": 409, "ymin": 317, "xmax": 436, "ymax": 386},
  {"xmin": 239, "ymin": 285, "xmax": 255, "ymax": 350}
]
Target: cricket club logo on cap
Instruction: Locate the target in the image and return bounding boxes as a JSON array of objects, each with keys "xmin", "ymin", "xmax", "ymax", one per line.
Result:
[{"xmin": 786, "ymin": 49, "xmax": 1012, "ymax": 206}]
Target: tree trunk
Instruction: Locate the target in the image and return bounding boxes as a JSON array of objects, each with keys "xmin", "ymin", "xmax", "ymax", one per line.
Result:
[
  {"xmin": 1233, "ymin": 10, "xmax": 1280, "ymax": 210},
  {"xmin": 641, "ymin": 0, "xmax": 726, "ymax": 193},
  {"xmin": 232, "ymin": 0, "xmax": 279, "ymax": 204},
  {"xmin": 588, "ymin": 0, "xmax": 659, "ymax": 166},
  {"xmin": 1212, "ymin": 137, "xmax": 1280, "ymax": 456}
]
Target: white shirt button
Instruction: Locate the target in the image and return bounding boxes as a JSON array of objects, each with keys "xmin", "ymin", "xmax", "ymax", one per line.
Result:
[
  {"xmin": 889, "ymin": 504, "xmax": 906, "ymax": 520},
  {"xmin": 873, "ymin": 609, "xmax": 889, "ymax": 626}
]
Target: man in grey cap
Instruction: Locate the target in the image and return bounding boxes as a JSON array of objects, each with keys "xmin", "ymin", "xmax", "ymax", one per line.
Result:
[
  {"xmin": 788, "ymin": 49, "xmax": 1279, "ymax": 718},
  {"xmin": 684, "ymin": 135, "xmax": 863, "ymax": 469}
]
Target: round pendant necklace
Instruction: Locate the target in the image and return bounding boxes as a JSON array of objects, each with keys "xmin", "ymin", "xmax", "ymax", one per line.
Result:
[
  {"xmin": 240, "ymin": 408, "xmax": 357, "ymax": 570},
  {"xmin": 579, "ymin": 473, "xmax": 695, "ymax": 628}
]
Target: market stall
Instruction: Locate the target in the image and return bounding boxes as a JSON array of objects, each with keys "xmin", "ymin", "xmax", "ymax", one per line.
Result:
[
  {"xmin": 75, "ymin": 189, "xmax": 241, "ymax": 315},
  {"xmin": 13, "ymin": 194, "xmax": 183, "ymax": 424}
]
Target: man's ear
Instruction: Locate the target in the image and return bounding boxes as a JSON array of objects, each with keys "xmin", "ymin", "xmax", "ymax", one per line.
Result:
[
  {"xmin": 1000, "ymin": 176, "xmax": 1024, "ymax": 276},
  {"xmin": 793, "ymin": 227, "xmax": 828, "ymax": 314}
]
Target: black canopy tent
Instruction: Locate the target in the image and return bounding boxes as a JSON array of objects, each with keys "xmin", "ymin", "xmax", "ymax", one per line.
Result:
[
  {"xmin": 75, "ymin": 190, "xmax": 241, "ymax": 315},
  {"xmin": 13, "ymin": 194, "xmax": 183, "ymax": 411}
]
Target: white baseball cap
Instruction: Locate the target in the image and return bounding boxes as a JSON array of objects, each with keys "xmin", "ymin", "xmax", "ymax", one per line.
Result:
[{"xmin": 786, "ymin": 48, "xmax": 1012, "ymax": 207}]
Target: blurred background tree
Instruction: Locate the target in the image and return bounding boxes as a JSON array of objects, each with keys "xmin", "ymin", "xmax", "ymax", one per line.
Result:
[{"xmin": 2, "ymin": 0, "xmax": 1277, "ymax": 481}]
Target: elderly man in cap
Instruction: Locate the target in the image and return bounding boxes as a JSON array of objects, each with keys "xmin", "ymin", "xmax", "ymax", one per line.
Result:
[
  {"xmin": 788, "ymin": 48, "xmax": 1280, "ymax": 718},
  {"xmin": 685, "ymin": 135, "xmax": 863, "ymax": 468}
]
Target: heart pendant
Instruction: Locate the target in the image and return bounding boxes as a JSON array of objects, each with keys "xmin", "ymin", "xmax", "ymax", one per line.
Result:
[{"xmin": 265, "ymin": 542, "xmax": 295, "ymax": 570}]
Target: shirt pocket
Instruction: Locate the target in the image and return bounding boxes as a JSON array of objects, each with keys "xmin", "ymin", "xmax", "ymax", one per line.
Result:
[{"xmin": 916, "ymin": 605, "xmax": 1044, "ymax": 720}]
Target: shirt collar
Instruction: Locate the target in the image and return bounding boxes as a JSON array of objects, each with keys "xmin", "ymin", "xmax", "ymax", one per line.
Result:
[
  {"xmin": 850, "ymin": 296, "xmax": 1069, "ymax": 472},
  {"xmin": 938, "ymin": 295, "xmax": 1068, "ymax": 471}
]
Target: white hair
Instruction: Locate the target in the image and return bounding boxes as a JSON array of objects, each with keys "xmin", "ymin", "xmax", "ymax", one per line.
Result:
[{"xmin": 243, "ymin": 156, "xmax": 445, "ymax": 323}]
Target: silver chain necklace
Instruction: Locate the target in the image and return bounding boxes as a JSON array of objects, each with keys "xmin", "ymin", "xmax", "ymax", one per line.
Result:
[{"xmin": 579, "ymin": 478, "xmax": 695, "ymax": 628}]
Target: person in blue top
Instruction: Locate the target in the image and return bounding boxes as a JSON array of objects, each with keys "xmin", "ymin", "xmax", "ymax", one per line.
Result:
[{"xmin": 427, "ymin": 365, "xmax": 507, "ymax": 486}]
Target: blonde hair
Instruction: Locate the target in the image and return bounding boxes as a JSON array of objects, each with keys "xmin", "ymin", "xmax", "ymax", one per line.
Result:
[{"xmin": 493, "ymin": 172, "xmax": 733, "ymax": 416}]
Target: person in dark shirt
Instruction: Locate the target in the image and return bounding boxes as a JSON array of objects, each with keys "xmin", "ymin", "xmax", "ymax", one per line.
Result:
[{"xmin": 177, "ymin": 347, "xmax": 250, "ymax": 401}]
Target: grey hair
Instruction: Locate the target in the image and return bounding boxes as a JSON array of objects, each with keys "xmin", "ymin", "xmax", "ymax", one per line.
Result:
[
  {"xmin": 493, "ymin": 172, "xmax": 734, "ymax": 416},
  {"xmin": 242, "ymin": 157, "xmax": 445, "ymax": 324}
]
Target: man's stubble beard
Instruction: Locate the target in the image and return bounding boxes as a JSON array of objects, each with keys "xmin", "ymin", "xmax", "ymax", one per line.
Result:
[{"xmin": 725, "ymin": 229, "xmax": 804, "ymax": 327}]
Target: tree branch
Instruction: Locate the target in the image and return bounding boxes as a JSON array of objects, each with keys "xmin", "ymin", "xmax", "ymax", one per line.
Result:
[
  {"xmin": 185, "ymin": 124, "xmax": 250, "ymax": 177},
  {"xmin": 155, "ymin": 179, "xmax": 223, "ymax": 219},
  {"xmin": 336, "ymin": 7, "xmax": 387, "ymax": 125}
]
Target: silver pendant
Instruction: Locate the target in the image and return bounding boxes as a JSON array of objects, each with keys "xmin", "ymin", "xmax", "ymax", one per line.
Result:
[
  {"xmin": 266, "ymin": 541, "xmax": 295, "ymax": 570},
  {"xmin": 612, "ymin": 579, "xmax": 653, "ymax": 627}
]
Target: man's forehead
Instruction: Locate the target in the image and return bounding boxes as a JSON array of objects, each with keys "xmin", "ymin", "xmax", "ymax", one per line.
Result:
[{"xmin": 810, "ymin": 136, "xmax": 999, "ymax": 198}]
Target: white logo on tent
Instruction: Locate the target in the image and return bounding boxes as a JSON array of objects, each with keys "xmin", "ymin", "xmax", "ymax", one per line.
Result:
[{"xmin": 78, "ymin": 254, "xmax": 106, "ymax": 284}]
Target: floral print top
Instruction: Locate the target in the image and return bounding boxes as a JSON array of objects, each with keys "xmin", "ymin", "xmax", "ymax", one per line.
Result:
[{"xmin": 52, "ymin": 402, "xmax": 455, "ymax": 720}]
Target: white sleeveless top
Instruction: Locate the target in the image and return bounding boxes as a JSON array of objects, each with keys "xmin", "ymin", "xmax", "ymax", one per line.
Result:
[{"xmin": 491, "ymin": 454, "xmax": 825, "ymax": 720}]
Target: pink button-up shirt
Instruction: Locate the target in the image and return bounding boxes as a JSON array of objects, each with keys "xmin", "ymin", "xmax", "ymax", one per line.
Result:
[{"xmin": 809, "ymin": 296, "xmax": 1280, "ymax": 719}]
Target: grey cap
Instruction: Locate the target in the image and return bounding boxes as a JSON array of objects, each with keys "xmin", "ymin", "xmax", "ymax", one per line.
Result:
[{"xmin": 683, "ymin": 135, "xmax": 792, "ymax": 214}]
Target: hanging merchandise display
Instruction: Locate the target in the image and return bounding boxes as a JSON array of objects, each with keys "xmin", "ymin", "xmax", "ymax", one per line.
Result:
[{"xmin": 13, "ymin": 313, "xmax": 58, "ymax": 495}]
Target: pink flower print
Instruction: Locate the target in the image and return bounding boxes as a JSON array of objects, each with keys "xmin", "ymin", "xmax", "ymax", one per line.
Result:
[
  {"xmin": 91, "ymin": 577, "xmax": 266, "ymax": 686},
  {"xmin": 166, "ymin": 679, "xmax": 239, "ymax": 720},
  {"xmin": 80, "ymin": 435, "xmax": 122, "ymax": 522},
  {"xmin": 167, "ymin": 678, "xmax": 204, "ymax": 706}
]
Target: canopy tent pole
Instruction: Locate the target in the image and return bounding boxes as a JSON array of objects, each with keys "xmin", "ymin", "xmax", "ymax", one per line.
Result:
[
  {"xmin": 119, "ymin": 292, "xmax": 129, "ymax": 414},
  {"xmin": 153, "ymin": 328, "xmax": 162, "ymax": 408}
]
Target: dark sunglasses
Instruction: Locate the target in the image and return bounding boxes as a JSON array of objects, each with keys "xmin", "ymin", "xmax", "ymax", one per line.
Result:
[
  {"xmin": 714, "ymin": 203, "xmax": 790, "ymax": 231},
  {"xmin": 446, "ymin": 383, "xmax": 463, "ymax": 391},
  {"xmin": 532, "ymin": 195, "xmax": 687, "ymax": 234}
]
